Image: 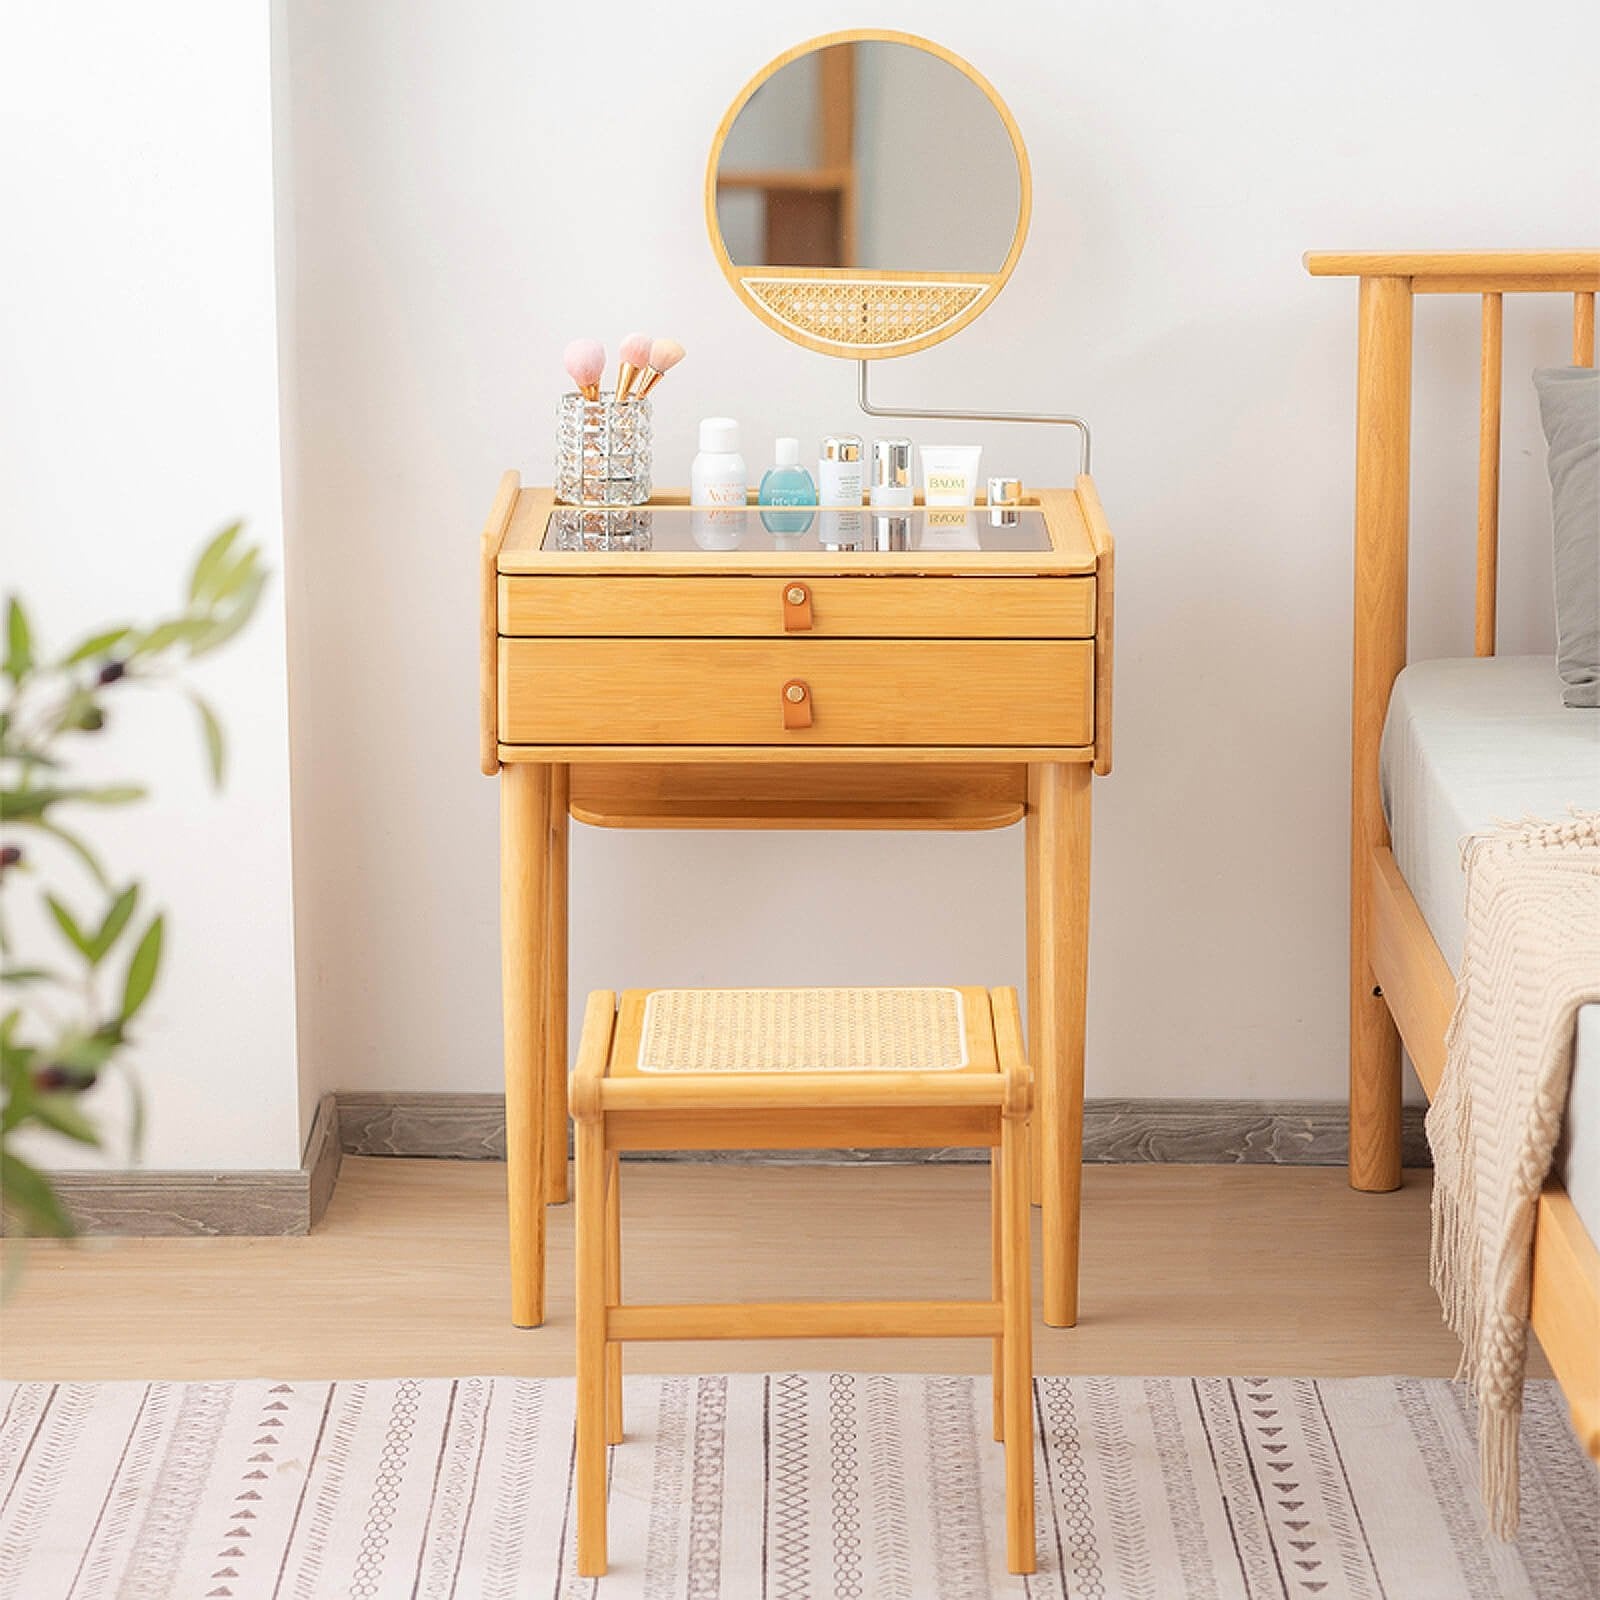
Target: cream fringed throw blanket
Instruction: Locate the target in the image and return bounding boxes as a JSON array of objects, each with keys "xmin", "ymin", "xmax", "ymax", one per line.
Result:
[{"xmin": 1427, "ymin": 811, "xmax": 1600, "ymax": 1536}]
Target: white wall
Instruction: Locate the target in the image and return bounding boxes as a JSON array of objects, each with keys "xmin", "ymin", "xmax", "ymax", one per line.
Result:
[
  {"xmin": 277, "ymin": 0, "xmax": 1598, "ymax": 1114},
  {"xmin": 2, "ymin": 5, "xmax": 302, "ymax": 1169}
]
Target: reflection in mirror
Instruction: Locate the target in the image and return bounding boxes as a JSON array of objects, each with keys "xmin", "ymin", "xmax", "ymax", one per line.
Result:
[
  {"xmin": 541, "ymin": 507, "xmax": 1052, "ymax": 555},
  {"xmin": 714, "ymin": 39, "xmax": 1022, "ymax": 275}
]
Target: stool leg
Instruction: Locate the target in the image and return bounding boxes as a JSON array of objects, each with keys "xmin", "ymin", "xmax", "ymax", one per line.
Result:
[
  {"xmin": 543, "ymin": 766, "xmax": 570, "ymax": 1205},
  {"xmin": 1001, "ymin": 1112, "xmax": 1037, "ymax": 1575},
  {"xmin": 990, "ymin": 1149, "xmax": 1004, "ymax": 1443},
  {"xmin": 605, "ymin": 1151, "xmax": 623, "ymax": 1444},
  {"xmin": 575, "ymin": 1119, "xmax": 609, "ymax": 1578}
]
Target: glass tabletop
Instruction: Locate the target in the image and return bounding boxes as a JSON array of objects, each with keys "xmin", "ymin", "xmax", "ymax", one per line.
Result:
[{"xmin": 541, "ymin": 505, "xmax": 1053, "ymax": 554}]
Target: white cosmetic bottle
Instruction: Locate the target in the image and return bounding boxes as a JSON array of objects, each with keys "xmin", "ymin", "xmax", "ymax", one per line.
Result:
[
  {"xmin": 817, "ymin": 434, "xmax": 864, "ymax": 505},
  {"xmin": 691, "ymin": 418, "xmax": 748, "ymax": 507}
]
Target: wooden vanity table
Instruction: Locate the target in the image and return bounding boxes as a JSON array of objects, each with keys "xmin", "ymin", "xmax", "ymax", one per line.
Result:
[
  {"xmin": 481, "ymin": 26, "xmax": 1113, "ymax": 1341},
  {"xmin": 480, "ymin": 482, "xmax": 1114, "ymax": 1331}
]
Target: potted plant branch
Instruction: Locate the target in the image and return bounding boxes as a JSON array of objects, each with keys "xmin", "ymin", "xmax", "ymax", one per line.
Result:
[{"xmin": 1, "ymin": 525, "xmax": 266, "ymax": 1239}]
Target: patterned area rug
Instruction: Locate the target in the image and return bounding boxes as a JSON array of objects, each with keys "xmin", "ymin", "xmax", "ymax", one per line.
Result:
[{"xmin": 0, "ymin": 1375, "xmax": 1594, "ymax": 1599}]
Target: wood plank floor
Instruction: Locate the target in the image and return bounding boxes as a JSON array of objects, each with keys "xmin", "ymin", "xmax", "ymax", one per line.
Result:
[{"xmin": 1, "ymin": 1158, "xmax": 1541, "ymax": 1381}]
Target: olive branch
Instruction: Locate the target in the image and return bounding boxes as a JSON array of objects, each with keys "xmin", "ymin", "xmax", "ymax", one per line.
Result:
[{"xmin": 1, "ymin": 525, "xmax": 266, "ymax": 1239}]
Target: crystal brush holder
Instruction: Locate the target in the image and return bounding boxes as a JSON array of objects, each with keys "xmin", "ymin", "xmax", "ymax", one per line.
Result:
[{"xmin": 556, "ymin": 390, "xmax": 652, "ymax": 506}]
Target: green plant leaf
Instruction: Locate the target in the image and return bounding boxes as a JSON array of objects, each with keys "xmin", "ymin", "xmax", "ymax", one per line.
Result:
[
  {"xmin": 0, "ymin": 967, "xmax": 65, "ymax": 985},
  {"xmin": 119, "ymin": 914, "xmax": 163, "ymax": 1022},
  {"xmin": 188, "ymin": 522, "xmax": 245, "ymax": 604},
  {"xmin": 58, "ymin": 626, "xmax": 132, "ymax": 667},
  {"xmin": 4, "ymin": 599, "xmax": 34, "ymax": 684},
  {"xmin": 55, "ymin": 1032, "xmax": 119, "ymax": 1072},
  {"xmin": 0, "ymin": 1048, "xmax": 35, "ymax": 1133},
  {"xmin": 55, "ymin": 688, "xmax": 102, "ymax": 735},
  {"xmin": 0, "ymin": 789, "xmax": 56, "ymax": 820},
  {"xmin": 109, "ymin": 1058, "xmax": 146, "ymax": 1161},
  {"xmin": 44, "ymin": 894, "xmax": 92, "ymax": 958},
  {"xmin": 5, "ymin": 785, "xmax": 144, "ymax": 816},
  {"xmin": 27, "ymin": 818, "xmax": 109, "ymax": 889},
  {"xmin": 187, "ymin": 571, "xmax": 267, "ymax": 657},
  {"xmin": 132, "ymin": 618, "xmax": 212, "ymax": 658},
  {"xmin": 75, "ymin": 785, "xmax": 147, "ymax": 805},
  {"xmin": 189, "ymin": 693, "xmax": 225, "ymax": 786},
  {"xmin": 209, "ymin": 547, "xmax": 260, "ymax": 605},
  {"xmin": 88, "ymin": 884, "xmax": 139, "ymax": 964},
  {"xmin": 29, "ymin": 1093, "xmax": 100, "ymax": 1147},
  {"xmin": 0, "ymin": 1150, "xmax": 76, "ymax": 1238}
]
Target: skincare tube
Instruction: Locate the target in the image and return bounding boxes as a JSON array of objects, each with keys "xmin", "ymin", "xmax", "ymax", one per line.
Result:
[{"xmin": 921, "ymin": 445, "xmax": 982, "ymax": 507}]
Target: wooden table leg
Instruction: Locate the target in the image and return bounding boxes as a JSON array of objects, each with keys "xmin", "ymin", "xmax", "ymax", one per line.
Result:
[
  {"xmin": 545, "ymin": 765, "xmax": 571, "ymax": 1204},
  {"xmin": 1032, "ymin": 761, "xmax": 1091, "ymax": 1329},
  {"xmin": 1025, "ymin": 768, "xmax": 1042, "ymax": 1207},
  {"xmin": 502, "ymin": 761, "xmax": 551, "ymax": 1328}
]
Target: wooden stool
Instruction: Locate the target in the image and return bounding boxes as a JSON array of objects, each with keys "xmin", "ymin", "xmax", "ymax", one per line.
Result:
[{"xmin": 568, "ymin": 983, "xmax": 1036, "ymax": 1579}]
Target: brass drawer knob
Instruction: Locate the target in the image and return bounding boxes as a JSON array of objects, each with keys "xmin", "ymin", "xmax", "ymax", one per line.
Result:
[
  {"xmin": 782, "ymin": 678, "xmax": 813, "ymax": 729},
  {"xmin": 781, "ymin": 583, "xmax": 814, "ymax": 632}
]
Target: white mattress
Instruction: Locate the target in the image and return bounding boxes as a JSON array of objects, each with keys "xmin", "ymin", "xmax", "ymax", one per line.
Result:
[{"xmin": 1379, "ymin": 656, "xmax": 1600, "ymax": 1236}]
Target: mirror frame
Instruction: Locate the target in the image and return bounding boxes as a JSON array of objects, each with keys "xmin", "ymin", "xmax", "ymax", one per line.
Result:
[{"xmin": 705, "ymin": 29, "xmax": 1032, "ymax": 361}]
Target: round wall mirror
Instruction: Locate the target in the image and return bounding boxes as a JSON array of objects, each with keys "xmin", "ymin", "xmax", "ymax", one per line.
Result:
[{"xmin": 706, "ymin": 31, "xmax": 1031, "ymax": 360}]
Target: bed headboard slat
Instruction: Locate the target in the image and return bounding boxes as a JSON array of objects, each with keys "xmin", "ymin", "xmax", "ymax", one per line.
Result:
[{"xmin": 1475, "ymin": 294, "xmax": 1504, "ymax": 657}]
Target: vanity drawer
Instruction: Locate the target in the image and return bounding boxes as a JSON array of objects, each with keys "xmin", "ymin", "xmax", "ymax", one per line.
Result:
[
  {"xmin": 498, "ymin": 638, "xmax": 1092, "ymax": 747},
  {"xmin": 498, "ymin": 576, "xmax": 1094, "ymax": 639}
]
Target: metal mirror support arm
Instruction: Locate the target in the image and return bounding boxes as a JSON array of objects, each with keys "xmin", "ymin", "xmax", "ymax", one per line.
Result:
[{"xmin": 856, "ymin": 361, "xmax": 1091, "ymax": 478}]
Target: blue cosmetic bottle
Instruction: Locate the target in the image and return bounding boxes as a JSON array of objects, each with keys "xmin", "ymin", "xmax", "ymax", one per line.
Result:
[{"xmin": 758, "ymin": 437, "xmax": 818, "ymax": 536}]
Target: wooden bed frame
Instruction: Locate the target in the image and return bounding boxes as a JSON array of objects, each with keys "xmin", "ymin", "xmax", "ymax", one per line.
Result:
[{"xmin": 1306, "ymin": 250, "xmax": 1600, "ymax": 1460}]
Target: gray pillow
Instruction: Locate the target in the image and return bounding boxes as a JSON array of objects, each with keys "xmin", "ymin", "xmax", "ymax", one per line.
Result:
[{"xmin": 1534, "ymin": 366, "xmax": 1599, "ymax": 708}]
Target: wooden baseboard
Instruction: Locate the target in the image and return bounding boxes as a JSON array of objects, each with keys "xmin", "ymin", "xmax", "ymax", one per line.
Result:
[
  {"xmin": 338, "ymin": 1091, "xmax": 1433, "ymax": 1168},
  {"xmin": 16, "ymin": 1092, "xmax": 1432, "ymax": 1238},
  {"xmin": 8, "ymin": 1094, "xmax": 343, "ymax": 1239}
]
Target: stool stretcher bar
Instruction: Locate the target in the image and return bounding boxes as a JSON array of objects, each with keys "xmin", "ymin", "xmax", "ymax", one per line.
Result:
[
  {"xmin": 596, "ymin": 1071, "xmax": 1012, "ymax": 1111},
  {"xmin": 608, "ymin": 1300, "xmax": 1005, "ymax": 1342}
]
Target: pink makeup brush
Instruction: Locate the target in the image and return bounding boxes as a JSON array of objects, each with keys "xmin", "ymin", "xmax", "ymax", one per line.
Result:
[
  {"xmin": 563, "ymin": 338, "xmax": 606, "ymax": 402},
  {"xmin": 614, "ymin": 332, "xmax": 653, "ymax": 402},
  {"xmin": 634, "ymin": 337, "xmax": 685, "ymax": 397}
]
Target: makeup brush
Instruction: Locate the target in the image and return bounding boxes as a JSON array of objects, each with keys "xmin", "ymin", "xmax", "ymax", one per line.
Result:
[
  {"xmin": 634, "ymin": 337, "xmax": 685, "ymax": 398},
  {"xmin": 563, "ymin": 338, "xmax": 606, "ymax": 401},
  {"xmin": 614, "ymin": 331, "xmax": 653, "ymax": 402}
]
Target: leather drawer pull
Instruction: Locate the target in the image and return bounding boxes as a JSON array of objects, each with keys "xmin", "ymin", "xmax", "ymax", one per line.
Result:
[
  {"xmin": 781, "ymin": 679, "xmax": 813, "ymax": 729},
  {"xmin": 781, "ymin": 583, "xmax": 814, "ymax": 631}
]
